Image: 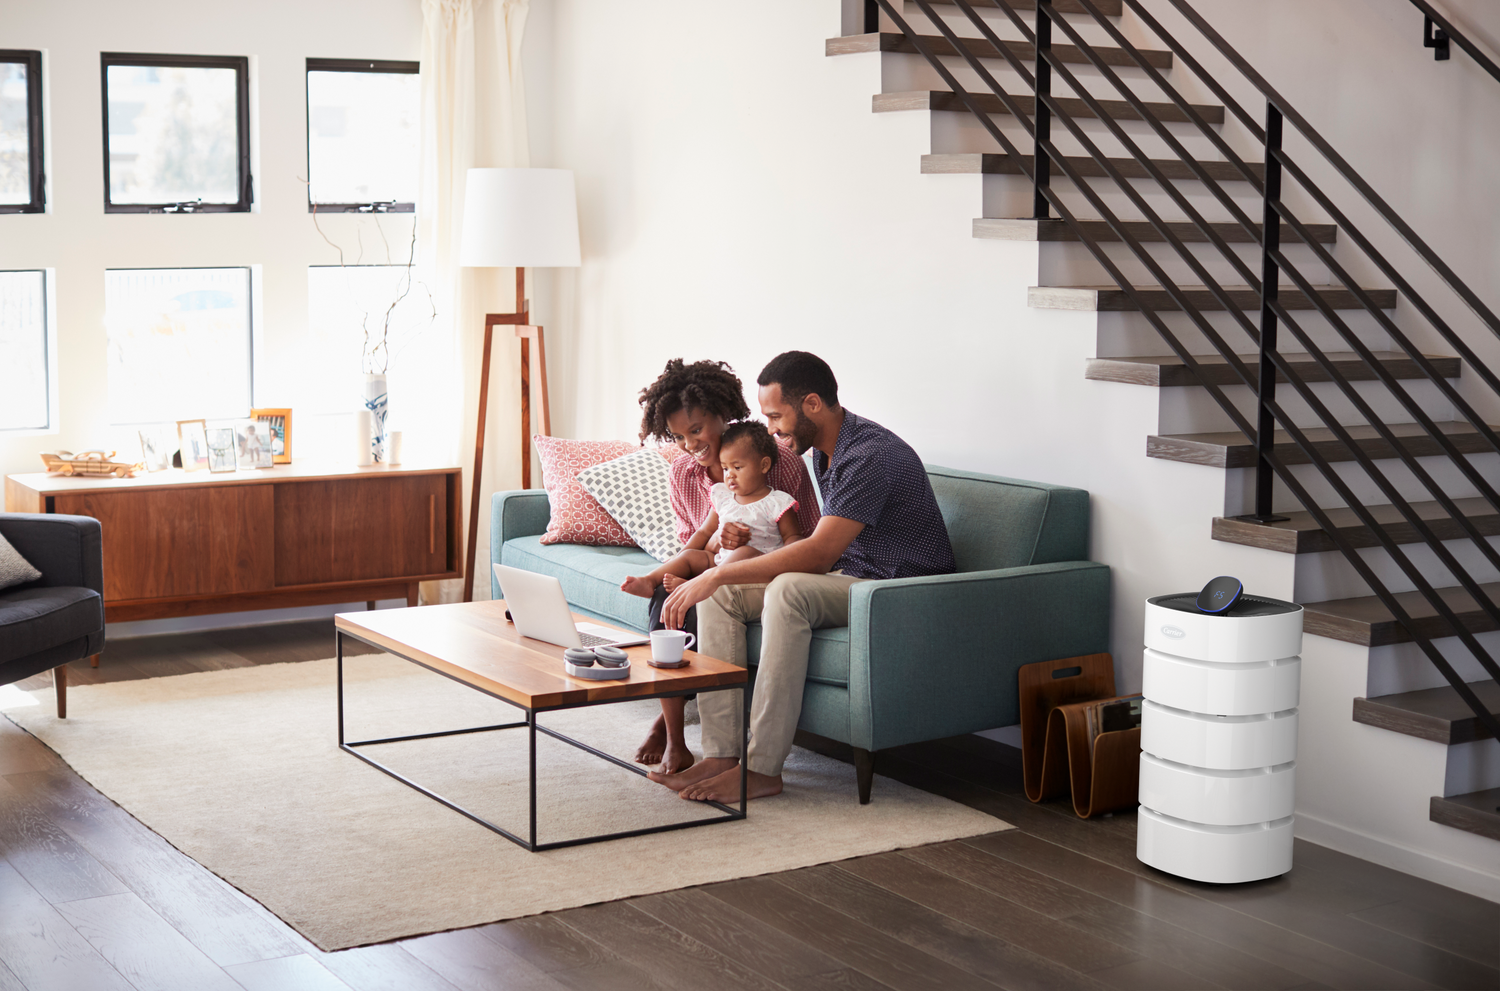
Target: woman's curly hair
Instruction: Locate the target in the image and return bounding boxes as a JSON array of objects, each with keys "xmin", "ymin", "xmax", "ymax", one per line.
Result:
[{"xmin": 637, "ymin": 359, "xmax": 751, "ymax": 442}]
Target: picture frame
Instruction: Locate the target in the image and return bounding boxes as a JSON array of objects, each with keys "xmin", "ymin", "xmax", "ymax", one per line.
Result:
[
  {"xmin": 138, "ymin": 425, "xmax": 174, "ymax": 473},
  {"xmin": 206, "ymin": 427, "xmax": 238, "ymax": 473},
  {"xmin": 233, "ymin": 418, "xmax": 274, "ymax": 470},
  {"xmin": 177, "ymin": 419, "xmax": 210, "ymax": 472},
  {"xmin": 252, "ymin": 408, "xmax": 292, "ymax": 464}
]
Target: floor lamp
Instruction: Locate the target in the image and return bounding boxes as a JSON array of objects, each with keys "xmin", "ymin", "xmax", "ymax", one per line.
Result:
[{"xmin": 459, "ymin": 168, "xmax": 581, "ymax": 602}]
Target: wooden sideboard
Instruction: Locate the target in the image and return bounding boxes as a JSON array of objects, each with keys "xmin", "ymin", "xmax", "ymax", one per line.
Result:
[{"xmin": 4, "ymin": 462, "xmax": 463, "ymax": 622}]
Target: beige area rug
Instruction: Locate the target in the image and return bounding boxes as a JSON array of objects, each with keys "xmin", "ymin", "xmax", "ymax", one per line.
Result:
[{"xmin": 8, "ymin": 656, "xmax": 1008, "ymax": 950}]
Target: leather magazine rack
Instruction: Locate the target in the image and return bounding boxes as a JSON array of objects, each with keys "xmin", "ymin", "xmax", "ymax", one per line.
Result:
[{"xmin": 1018, "ymin": 653, "xmax": 1141, "ymax": 818}]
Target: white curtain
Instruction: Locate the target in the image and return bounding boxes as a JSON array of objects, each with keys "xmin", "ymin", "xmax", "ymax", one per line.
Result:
[{"xmin": 417, "ymin": 0, "xmax": 531, "ymax": 603}]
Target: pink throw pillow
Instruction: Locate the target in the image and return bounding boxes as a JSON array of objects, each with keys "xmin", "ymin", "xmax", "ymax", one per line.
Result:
[{"xmin": 535, "ymin": 436, "xmax": 642, "ymax": 547}]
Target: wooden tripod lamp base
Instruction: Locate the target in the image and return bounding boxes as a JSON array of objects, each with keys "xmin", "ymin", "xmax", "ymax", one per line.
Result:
[{"xmin": 463, "ymin": 266, "xmax": 551, "ymax": 603}]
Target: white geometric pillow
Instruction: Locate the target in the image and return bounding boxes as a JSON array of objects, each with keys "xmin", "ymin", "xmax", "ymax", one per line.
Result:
[
  {"xmin": 576, "ymin": 447, "xmax": 684, "ymax": 563},
  {"xmin": 0, "ymin": 531, "xmax": 42, "ymax": 591}
]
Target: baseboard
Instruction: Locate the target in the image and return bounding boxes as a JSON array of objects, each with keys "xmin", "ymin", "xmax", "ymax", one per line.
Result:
[{"xmin": 1295, "ymin": 810, "xmax": 1500, "ymax": 904}]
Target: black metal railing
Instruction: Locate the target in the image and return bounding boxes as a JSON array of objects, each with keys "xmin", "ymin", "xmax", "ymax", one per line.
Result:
[
  {"xmin": 1407, "ymin": 0, "xmax": 1500, "ymax": 82},
  {"xmin": 862, "ymin": 0, "xmax": 1500, "ymax": 741}
]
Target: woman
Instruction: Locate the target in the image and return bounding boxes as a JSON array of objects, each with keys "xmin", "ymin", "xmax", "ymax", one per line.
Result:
[{"xmin": 633, "ymin": 359, "xmax": 821, "ymax": 773}]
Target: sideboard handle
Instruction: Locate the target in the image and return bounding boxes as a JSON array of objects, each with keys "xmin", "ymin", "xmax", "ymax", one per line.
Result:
[{"xmin": 429, "ymin": 494, "xmax": 436, "ymax": 554}]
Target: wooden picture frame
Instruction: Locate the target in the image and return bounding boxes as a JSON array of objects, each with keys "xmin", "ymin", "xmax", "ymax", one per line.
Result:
[
  {"xmin": 177, "ymin": 419, "xmax": 209, "ymax": 472},
  {"xmin": 252, "ymin": 408, "xmax": 292, "ymax": 464}
]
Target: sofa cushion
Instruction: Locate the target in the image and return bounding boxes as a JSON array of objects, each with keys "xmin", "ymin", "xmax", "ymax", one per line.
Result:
[
  {"xmin": 0, "ymin": 586, "xmax": 104, "ymax": 666},
  {"xmin": 927, "ymin": 465, "xmax": 1089, "ymax": 571},
  {"xmin": 748, "ymin": 624, "xmax": 851, "ymax": 687},
  {"xmin": 500, "ymin": 536, "xmax": 659, "ymax": 631}
]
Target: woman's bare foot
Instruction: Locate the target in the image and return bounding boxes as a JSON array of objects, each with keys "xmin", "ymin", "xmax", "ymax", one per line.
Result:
[
  {"xmin": 649, "ymin": 756, "xmax": 737, "ymax": 791},
  {"xmin": 659, "ymin": 739, "xmax": 696, "ymax": 774},
  {"xmin": 661, "ymin": 573, "xmax": 685, "ymax": 591},
  {"xmin": 634, "ymin": 714, "xmax": 668, "ymax": 765},
  {"xmin": 620, "ymin": 575, "xmax": 658, "ymax": 598},
  {"xmin": 680, "ymin": 767, "xmax": 782, "ymax": 803}
]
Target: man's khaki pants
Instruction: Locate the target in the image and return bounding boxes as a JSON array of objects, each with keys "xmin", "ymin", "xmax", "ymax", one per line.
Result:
[{"xmin": 696, "ymin": 572, "xmax": 865, "ymax": 777}]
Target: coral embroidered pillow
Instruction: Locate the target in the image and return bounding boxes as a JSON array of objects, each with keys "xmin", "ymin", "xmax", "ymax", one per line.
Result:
[
  {"xmin": 577, "ymin": 447, "xmax": 684, "ymax": 563},
  {"xmin": 534, "ymin": 436, "xmax": 642, "ymax": 547}
]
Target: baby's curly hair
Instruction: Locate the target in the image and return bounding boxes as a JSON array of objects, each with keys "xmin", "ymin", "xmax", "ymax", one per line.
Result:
[
  {"xmin": 637, "ymin": 359, "xmax": 751, "ymax": 442},
  {"xmin": 719, "ymin": 420, "xmax": 779, "ymax": 471}
]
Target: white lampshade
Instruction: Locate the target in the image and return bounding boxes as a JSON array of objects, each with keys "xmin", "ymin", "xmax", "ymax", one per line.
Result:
[{"xmin": 459, "ymin": 168, "xmax": 581, "ymax": 268}]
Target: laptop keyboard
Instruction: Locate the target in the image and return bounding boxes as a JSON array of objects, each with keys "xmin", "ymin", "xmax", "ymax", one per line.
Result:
[{"xmin": 577, "ymin": 632, "xmax": 616, "ymax": 648}]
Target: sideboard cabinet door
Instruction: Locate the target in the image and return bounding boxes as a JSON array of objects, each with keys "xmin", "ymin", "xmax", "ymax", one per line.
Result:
[
  {"xmin": 273, "ymin": 474, "xmax": 449, "ymax": 587},
  {"xmin": 52, "ymin": 486, "xmax": 275, "ymax": 601}
]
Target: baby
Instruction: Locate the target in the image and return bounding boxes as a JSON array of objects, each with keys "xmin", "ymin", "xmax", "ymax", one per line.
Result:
[{"xmin": 621, "ymin": 421, "xmax": 802, "ymax": 599}]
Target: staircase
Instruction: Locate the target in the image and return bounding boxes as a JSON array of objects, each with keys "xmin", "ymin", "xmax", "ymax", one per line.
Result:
[{"xmin": 827, "ymin": 0, "xmax": 1500, "ymax": 894}]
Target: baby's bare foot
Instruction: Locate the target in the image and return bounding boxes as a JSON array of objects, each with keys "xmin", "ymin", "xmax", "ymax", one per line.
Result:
[
  {"xmin": 662, "ymin": 574, "xmax": 684, "ymax": 591},
  {"xmin": 620, "ymin": 575, "xmax": 657, "ymax": 598}
]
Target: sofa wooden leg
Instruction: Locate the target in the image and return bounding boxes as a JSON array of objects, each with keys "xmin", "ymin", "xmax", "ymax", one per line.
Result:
[
  {"xmin": 54, "ymin": 664, "xmax": 67, "ymax": 719},
  {"xmin": 853, "ymin": 747, "xmax": 875, "ymax": 804},
  {"xmin": 90, "ymin": 653, "xmax": 99, "ymax": 668}
]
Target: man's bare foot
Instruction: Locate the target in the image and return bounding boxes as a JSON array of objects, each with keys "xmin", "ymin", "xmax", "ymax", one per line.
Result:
[
  {"xmin": 680, "ymin": 767, "xmax": 782, "ymax": 803},
  {"xmin": 661, "ymin": 573, "xmax": 685, "ymax": 591},
  {"xmin": 659, "ymin": 739, "xmax": 695, "ymax": 775},
  {"xmin": 620, "ymin": 575, "xmax": 657, "ymax": 598},
  {"xmin": 649, "ymin": 756, "xmax": 736, "ymax": 791},
  {"xmin": 634, "ymin": 714, "xmax": 667, "ymax": 765}
]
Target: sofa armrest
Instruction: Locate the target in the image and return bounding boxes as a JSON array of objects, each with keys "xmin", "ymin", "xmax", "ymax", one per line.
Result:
[
  {"xmin": 490, "ymin": 491, "xmax": 551, "ymax": 599},
  {"xmin": 845, "ymin": 560, "xmax": 1110, "ymax": 751},
  {"xmin": 0, "ymin": 514, "xmax": 104, "ymax": 596}
]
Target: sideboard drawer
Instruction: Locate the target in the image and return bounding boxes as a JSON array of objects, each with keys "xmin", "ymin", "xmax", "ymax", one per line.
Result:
[{"xmin": 273, "ymin": 474, "xmax": 450, "ymax": 587}]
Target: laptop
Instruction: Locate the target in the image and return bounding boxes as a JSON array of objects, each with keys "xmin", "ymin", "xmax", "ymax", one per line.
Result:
[{"xmin": 493, "ymin": 564, "xmax": 649, "ymax": 649}]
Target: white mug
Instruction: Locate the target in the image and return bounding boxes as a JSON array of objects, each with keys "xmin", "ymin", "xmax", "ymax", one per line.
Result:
[{"xmin": 649, "ymin": 629, "xmax": 696, "ymax": 664}]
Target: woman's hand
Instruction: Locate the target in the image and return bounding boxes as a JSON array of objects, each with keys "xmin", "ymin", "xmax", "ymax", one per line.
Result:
[{"xmin": 718, "ymin": 522, "xmax": 752, "ymax": 550}]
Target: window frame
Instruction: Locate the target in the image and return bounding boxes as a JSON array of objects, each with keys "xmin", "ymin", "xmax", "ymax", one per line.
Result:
[
  {"xmin": 100, "ymin": 52, "xmax": 253, "ymax": 214},
  {"xmin": 305, "ymin": 57, "xmax": 420, "ymax": 214},
  {"xmin": 0, "ymin": 49, "xmax": 45, "ymax": 214},
  {"xmin": 0, "ymin": 268, "xmax": 54, "ymax": 433}
]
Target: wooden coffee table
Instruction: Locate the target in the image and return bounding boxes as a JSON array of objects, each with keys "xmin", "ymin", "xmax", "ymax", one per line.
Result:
[{"xmin": 334, "ymin": 600, "xmax": 748, "ymax": 851}]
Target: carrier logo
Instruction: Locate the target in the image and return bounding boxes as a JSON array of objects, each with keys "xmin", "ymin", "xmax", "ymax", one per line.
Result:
[{"xmin": 1161, "ymin": 625, "xmax": 1186, "ymax": 639}]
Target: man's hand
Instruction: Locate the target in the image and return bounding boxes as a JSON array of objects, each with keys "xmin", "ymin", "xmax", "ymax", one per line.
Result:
[
  {"xmin": 718, "ymin": 521, "xmax": 752, "ymax": 550},
  {"xmin": 662, "ymin": 570, "xmax": 720, "ymax": 630}
]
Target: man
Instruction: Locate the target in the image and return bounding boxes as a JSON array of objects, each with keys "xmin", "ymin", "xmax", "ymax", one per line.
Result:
[{"xmin": 652, "ymin": 351, "xmax": 956, "ymax": 802}]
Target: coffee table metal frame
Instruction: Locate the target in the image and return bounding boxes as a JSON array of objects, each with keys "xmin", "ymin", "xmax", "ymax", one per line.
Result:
[{"xmin": 335, "ymin": 629, "xmax": 748, "ymax": 852}]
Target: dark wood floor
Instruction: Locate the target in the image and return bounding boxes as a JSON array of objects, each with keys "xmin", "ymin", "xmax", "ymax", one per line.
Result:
[{"xmin": 5, "ymin": 619, "xmax": 1498, "ymax": 991}]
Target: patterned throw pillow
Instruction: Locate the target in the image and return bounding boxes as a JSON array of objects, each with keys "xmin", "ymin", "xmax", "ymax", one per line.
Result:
[
  {"xmin": 534, "ymin": 436, "xmax": 642, "ymax": 547},
  {"xmin": 0, "ymin": 531, "xmax": 42, "ymax": 591},
  {"xmin": 577, "ymin": 448, "xmax": 684, "ymax": 563}
]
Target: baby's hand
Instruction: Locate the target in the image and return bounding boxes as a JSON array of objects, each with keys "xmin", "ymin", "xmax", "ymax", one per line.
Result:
[{"xmin": 620, "ymin": 575, "xmax": 658, "ymax": 598}]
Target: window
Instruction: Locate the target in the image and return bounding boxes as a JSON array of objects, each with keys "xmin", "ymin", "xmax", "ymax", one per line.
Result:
[
  {"xmin": 302, "ymin": 265, "xmax": 433, "ymax": 413},
  {"xmin": 0, "ymin": 50, "xmax": 44, "ymax": 213},
  {"xmin": 105, "ymin": 268, "xmax": 253, "ymax": 425},
  {"xmin": 101, "ymin": 53, "xmax": 251, "ymax": 213},
  {"xmin": 306, "ymin": 59, "xmax": 419, "ymax": 213},
  {"xmin": 0, "ymin": 270, "xmax": 50, "ymax": 430}
]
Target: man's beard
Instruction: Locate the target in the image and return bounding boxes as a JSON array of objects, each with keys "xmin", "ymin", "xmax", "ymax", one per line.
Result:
[{"xmin": 786, "ymin": 407, "xmax": 819, "ymax": 456}]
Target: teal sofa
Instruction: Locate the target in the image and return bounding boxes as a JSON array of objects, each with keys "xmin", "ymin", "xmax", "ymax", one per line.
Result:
[{"xmin": 491, "ymin": 465, "xmax": 1111, "ymax": 802}]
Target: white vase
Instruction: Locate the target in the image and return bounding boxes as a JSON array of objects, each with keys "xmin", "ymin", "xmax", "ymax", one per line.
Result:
[{"xmin": 363, "ymin": 373, "xmax": 389, "ymax": 464}]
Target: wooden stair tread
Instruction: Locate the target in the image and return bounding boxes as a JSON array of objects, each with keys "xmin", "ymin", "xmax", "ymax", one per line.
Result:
[
  {"xmin": 926, "ymin": 0, "xmax": 1125, "ymax": 14},
  {"xmin": 875, "ymin": 90, "xmax": 1225, "ymax": 125},
  {"xmin": 1212, "ymin": 496, "xmax": 1498, "ymax": 555},
  {"xmin": 923, "ymin": 152, "xmax": 1264, "ymax": 182},
  {"xmin": 1431, "ymin": 788, "xmax": 1500, "ymax": 842},
  {"xmin": 1302, "ymin": 579, "xmax": 1500, "ymax": 647},
  {"xmin": 1353, "ymin": 680, "xmax": 1500, "ymax": 744},
  {"xmin": 1147, "ymin": 420, "xmax": 1500, "ymax": 470},
  {"xmin": 1029, "ymin": 284, "xmax": 1399, "ymax": 312},
  {"xmin": 1088, "ymin": 351, "xmax": 1460, "ymax": 388},
  {"xmin": 827, "ymin": 32, "xmax": 1172, "ymax": 69},
  {"xmin": 977, "ymin": 218, "xmax": 1336, "ymax": 244}
]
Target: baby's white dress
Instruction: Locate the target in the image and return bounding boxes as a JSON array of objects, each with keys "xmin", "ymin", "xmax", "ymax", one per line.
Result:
[{"xmin": 709, "ymin": 483, "xmax": 799, "ymax": 565}]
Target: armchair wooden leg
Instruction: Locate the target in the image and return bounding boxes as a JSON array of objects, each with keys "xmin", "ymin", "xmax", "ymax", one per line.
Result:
[
  {"xmin": 90, "ymin": 653, "xmax": 99, "ymax": 668},
  {"xmin": 54, "ymin": 664, "xmax": 67, "ymax": 719},
  {"xmin": 853, "ymin": 747, "xmax": 875, "ymax": 805}
]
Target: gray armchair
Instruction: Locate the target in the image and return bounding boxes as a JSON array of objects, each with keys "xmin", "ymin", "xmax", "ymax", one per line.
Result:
[{"xmin": 0, "ymin": 514, "xmax": 105, "ymax": 717}]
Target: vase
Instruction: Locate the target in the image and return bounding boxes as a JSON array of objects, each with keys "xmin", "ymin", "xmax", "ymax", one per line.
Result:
[{"xmin": 363, "ymin": 373, "xmax": 389, "ymax": 464}]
